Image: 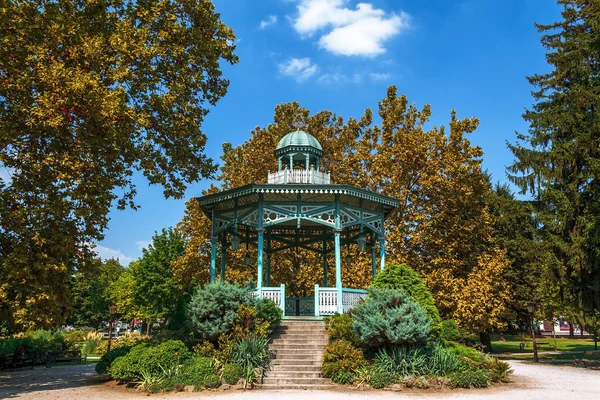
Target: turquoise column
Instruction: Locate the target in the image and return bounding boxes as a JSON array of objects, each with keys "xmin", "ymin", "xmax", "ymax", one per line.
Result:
[
  {"xmin": 305, "ymin": 153, "xmax": 310, "ymax": 170},
  {"xmin": 371, "ymin": 243, "xmax": 377, "ymax": 280},
  {"xmin": 323, "ymin": 237, "xmax": 328, "ymax": 287},
  {"xmin": 257, "ymin": 228, "xmax": 264, "ymax": 294},
  {"xmin": 266, "ymin": 252, "xmax": 271, "ymax": 286},
  {"xmin": 220, "ymin": 239, "xmax": 227, "ymax": 284},
  {"xmin": 210, "ymin": 236, "xmax": 217, "ymax": 283},
  {"xmin": 334, "ymin": 230, "xmax": 343, "ymax": 314},
  {"xmin": 379, "ymin": 236, "xmax": 386, "ymax": 271}
]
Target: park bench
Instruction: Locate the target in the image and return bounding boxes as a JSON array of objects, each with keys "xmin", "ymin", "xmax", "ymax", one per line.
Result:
[
  {"xmin": 0, "ymin": 350, "xmax": 36, "ymax": 370},
  {"xmin": 573, "ymin": 350, "xmax": 600, "ymax": 368},
  {"xmin": 46, "ymin": 350, "xmax": 87, "ymax": 366}
]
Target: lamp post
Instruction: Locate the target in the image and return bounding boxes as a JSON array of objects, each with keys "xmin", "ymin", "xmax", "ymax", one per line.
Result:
[
  {"xmin": 108, "ymin": 304, "xmax": 117, "ymax": 352},
  {"xmin": 527, "ymin": 303, "xmax": 538, "ymax": 362}
]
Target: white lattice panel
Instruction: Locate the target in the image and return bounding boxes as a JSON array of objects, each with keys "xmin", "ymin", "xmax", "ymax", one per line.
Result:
[
  {"xmin": 261, "ymin": 288, "xmax": 282, "ymax": 307},
  {"xmin": 342, "ymin": 290, "xmax": 367, "ymax": 313},
  {"xmin": 319, "ymin": 289, "xmax": 338, "ymax": 315}
]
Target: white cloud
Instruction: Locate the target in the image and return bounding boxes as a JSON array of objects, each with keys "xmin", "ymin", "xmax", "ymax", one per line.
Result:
[
  {"xmin": 291, "ymin": 0, "xmax": 409, "ymax": 57},
  {"xmin": 135, "ymin": 240, "xmax": 152, "ymax": 251},
  {"xmin": 94, "ymin": 245, "xmax": 134, "ymax": 266},
  {"xmin": 318, "ymin": 72, "xmax": 361, "ymax": 84},
  {"xmin": 260, "ymin": 15, "xmax": 278, "ymax": 29},
  {"xmin": 278, "ymin": 57, "xmax": 319, "ymax": 82},
  {"xmin": 369, "ymin": 72, "xmax": 390, "ymax": 81},
  {"xmin": 0, "ymin": 167, "xmax": 11, "ymax": 185}
]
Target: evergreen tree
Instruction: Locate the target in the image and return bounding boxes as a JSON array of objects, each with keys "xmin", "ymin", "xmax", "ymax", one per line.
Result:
[{"xmin": 507, "ymin": 1, "xmax": 600, "ymax": 318}]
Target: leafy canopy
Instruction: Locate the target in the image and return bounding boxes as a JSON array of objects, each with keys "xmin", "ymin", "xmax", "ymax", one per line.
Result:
[{"xmin": 0, "ymin": 0, "xmax": 237, "ymax": 330}]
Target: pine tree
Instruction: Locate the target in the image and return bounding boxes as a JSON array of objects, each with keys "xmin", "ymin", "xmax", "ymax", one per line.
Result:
[{"xmin": 507, "ymin": 1, "xmax": 600, "ymax": 318}]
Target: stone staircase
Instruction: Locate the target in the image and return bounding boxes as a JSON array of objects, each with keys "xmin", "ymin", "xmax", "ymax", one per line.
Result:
[{"xmin": 262, "ymin": 319, "xmax": 333, "ymax": 389}]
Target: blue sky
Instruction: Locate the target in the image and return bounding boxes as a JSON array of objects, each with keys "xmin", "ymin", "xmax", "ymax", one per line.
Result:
[{"xmin": 95, "ymin": 0, "xmax": 562, "ymax": 265}]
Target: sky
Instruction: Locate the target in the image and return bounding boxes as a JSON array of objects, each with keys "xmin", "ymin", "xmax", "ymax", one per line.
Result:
[{"xmin": 95, "ymin": 0, "xmax": 562, "ymax": 265}]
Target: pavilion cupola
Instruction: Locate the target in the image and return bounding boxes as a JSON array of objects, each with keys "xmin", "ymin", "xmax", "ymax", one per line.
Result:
[{"xmin": 268, "ymin": 116, "xmax": 330, "ymax": 184}]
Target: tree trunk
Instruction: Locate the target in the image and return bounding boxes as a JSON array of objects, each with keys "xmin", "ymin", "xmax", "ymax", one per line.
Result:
[
  {"xmin": 569, "ymin": 323, "xmax": 575, "ymax": 339},
  {"xmin": 479, "ymin": 331, "xmax": 493, "ymax": 353}
]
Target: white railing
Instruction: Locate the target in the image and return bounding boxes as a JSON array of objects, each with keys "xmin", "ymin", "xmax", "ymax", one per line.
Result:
[
  {"xmin": 268, "ymin": 169, "xmax": 331, "ymax": 184},
  {"xmin": 315, "ymin": 285, "xmax": 338, "ymax": 316},
  {"xmin": 342, "ymin": 288, "xmax": 368, "ymax": 313},
  {"xmin": 251, "ymin": 284, "xmax": 286, "ymax": 315},
  {"xmin": 314, "ymin": 285, "xmax": 368, "ymax": 316}
]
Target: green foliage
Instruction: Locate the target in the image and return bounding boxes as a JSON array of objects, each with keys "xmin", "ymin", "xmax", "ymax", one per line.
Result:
[
  {"xmin": 193, "ymin": 341, "xmax": 217, "ymax": 358},
  {"xmin": 188, "ymin": 282, "xmax": 252, "ymax": 341},
  {"xmin": 69, "ymin": 259, "xmax": 124, "ymax": 329},
  {"xmin": 202, "ymin": 374, "xmax": 222, "ymax": 389},
  {"xmin": 352, "ymin": 288, "xmax": 431, "ymax": 347},
  {"xmin": 182, "ymin": 356, "xmax": 215, "ymax": 379},
  {"xmin": 446, "ymin": 341, "xmax": 483, "ymax": 362},
  {"xmin": 95, "ymin": 361, "xmax": 109, "ymax": 374},
  {"xmin": 0, "ymin": 0, "xmax": 237, "ymax": 331},
  {"xmin": 321, "ymin": 340, "xmax": 365, "ymax": 381},
  {"xmin": 0, "ymin": 330, "xmax": 71, "ymax": 365},
  {"xmin": 231, "ymin": 335, "xmax": 270, "ymax": 376},
  {"xmin": 332, "ymin": 370, "xmax": 355, "ymax": 385},
  {"xmin": 449, "ymin": 368, "xmax": 490, "ymax": 388},
  {"xmin": 109, "ymin": 340, "xmax": 191, "ymax": 382},
  {"xmin": 222, "ymin": 363, "xmax": 244, "ymax": 385},
  {"xmin": 96, "ymin": 332, "xmax": 147, "ymax": 355},
  {"xmin": 370, "ymin": 370, "xmax": 396, "ymax": 389},
  {"xmin": 132, "ymin": 228, "xmax": 186, "ymax": 322},
  {"xmin": 402, "ymin": 375, "xmax": 430, "ymax": 389},
  {"xmin": 324, "ymin": 313, "xmax": 360, "ymax": 346},
  {"xmin": 253, "ymin": 299, "xmax": 283, "ymax": 332},
  {"xmin": 374, "ymin": 345, "xmax": 461, "ymax": 377},
  {"xmin": 481, "ymin": 354, "xmax": 512, "ymax": 382},
  {"xmin": 373, "ymin": 264, "xmax": 442, "ymax": 336}
]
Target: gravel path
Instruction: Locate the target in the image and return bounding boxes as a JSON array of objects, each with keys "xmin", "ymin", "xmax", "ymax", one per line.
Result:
[{"xmin": 1, "ymin": 361, "xmax": 599, "ymax": 400}]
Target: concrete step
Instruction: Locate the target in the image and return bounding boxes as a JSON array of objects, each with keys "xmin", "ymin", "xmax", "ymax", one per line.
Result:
[
  {"xmin": 269, "ymin": 342, "xmax": 325, "ymax": 350},
  {"xmin": 270, "ymin": 365, "xmax": 321, "ymax": 372},
  {"xmin": 269, "ymin": 338, "xmax": 329, "ymax": 347},
  {"xmin": 262, "ymin": 377, "xmax": 332, "ymax": 385},
  {"xmin": 271, "ymin": 349, "xmax": 322, "ymax": 356},
  {"xmin": 272, "ymin": 353, "xmax": 322, "ymax": 361},
  {"xmin": 261, "ymin": 384, "xmax": 335, "ymax": 390},
  {"xmin": 267, "ymin": 371, "xmax": 323, "ymax": 378},
  {"xmin": 271, "ymin": 359, "xmax": 322, "ymax": 366}
]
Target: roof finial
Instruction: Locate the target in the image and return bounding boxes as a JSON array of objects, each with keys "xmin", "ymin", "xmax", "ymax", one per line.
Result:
[{"xmin": 292, "ymin": 113, "xmax": 307, "ymax": 131}]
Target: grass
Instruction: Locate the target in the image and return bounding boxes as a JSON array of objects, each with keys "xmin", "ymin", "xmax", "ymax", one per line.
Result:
[{"xmin": 491, "ymin": 334, "xmax": 598, "ymax": 354}]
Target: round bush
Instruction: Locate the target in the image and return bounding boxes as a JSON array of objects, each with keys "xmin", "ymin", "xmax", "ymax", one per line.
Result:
[
  {"xmin": 449, "ymin": 368, "xmax": 490, "ymax": 388},
  {"xmin": 332, "ymin": 370, "xmax": 355, "ymax": 385},
  {"xmin": 370, "ymin": 370, "xmax": 396, "ymax": 389},
  {"xmin": 202, "ymin": 373, "xmax": 222, "ymax": 388},
  {"xmin": 183, "ymin": 356, "xmax": 216, "ymax": 378},
  {"xmin": 254, "ymin": 298, "xmax": 283, "ymax": 330},
  {"xmin": 188, "ymin": 282, "xmax": 252, "ymax": 341},
  {"xmin": 321, "ymin": 340, "xmax": 365, "ymax": 379},
  {"xmin": 324, "ymin": 313, "xmax": 360, "ymax": 345},
  {"xmin": 352, "ymin": 288, "xmax": 431, "ymax": 347},
  {"xmin": 373, "ymin": 264, "xmax": 442, "ymax": 337},
  {"xmin": 222, "ymin": 363, "xmax": 244, "ymax": 385},
  {"xmin": 95, "ymin": 360, "xmax": 108, "ymax": 374}
]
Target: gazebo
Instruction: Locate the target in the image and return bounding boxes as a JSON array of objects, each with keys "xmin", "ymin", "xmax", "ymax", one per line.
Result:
[{"xmin": 197, "ymin": 123, "xmax": 399, "ymax": 317}]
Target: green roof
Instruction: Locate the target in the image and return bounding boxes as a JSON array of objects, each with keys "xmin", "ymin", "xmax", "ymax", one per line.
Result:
[{"xmin": 276, "ymin": 130, "xmax": 323, "ymax": 151}]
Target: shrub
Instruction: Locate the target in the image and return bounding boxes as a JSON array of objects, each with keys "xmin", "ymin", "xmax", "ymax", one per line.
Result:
[
  {"xmin": 481, "ymin": 354, "xmax": 512, "ymax": 382},
  {"xmin": 372, "ymin": 263, "xmax": 442, "ymax": 337},
  {"xmin": 95, "ymin": 345, "xmax": 138, "ymax": 374},
  {"xmin": 446, "ymin": 341, "xmax": 483, "ymax": 362},
  {"xmin": 321, "ymin": 340, "xmax": 365, "ymax": 380},
  {"xmin": 253, "ymin": 298, "xmax": 283, "ymax": 332},
  {"xmin": 352, "ymin": 288, "xmax": 430, "ymax": 347},
  {"xmin": 440, "ymin": 320, "xmax": 479, "ymax": 345},
  {"xmin": 231, "ymin": 304, "xmax": 271, "ymax": 339},
  {"xmin": 231, "ymin": 335, "xmax": 270, "ymax": 376},
  {"xmin": 193, "ymin": 341, "xmax": 217, "ymax": 357},
  {"xmin": 182, "ymin": 356, "xmax": 215, "ymax": 379},
  {"xmin": 202, "ymin": 373, "xmax": 222, "ymax": 388},
  {"xmin": 370, "ymin": 370, "xmax": 396, "ymax": 389},
  {"xmin": 96, "ymin": 331, "xmax": 147, "ymax": 355},
  {"xmin": 109, "ymin": 340, "xmax": 192, "ymax": 382},
  {"xmin": 402, "ymin": 375, "xmax": 430, "ymax": 389},
  {"xmin": 222, "ymin": 363, "xmax": 244, "ymax": 385},
  {"xmin": 332, "ymin": 370, "xmax": 355, "ymax": 384},
  {"xmin": 374, "ymin": 344, "xmax": 462, "ymax": 378},
  {"xmin": 449, "ymin": 368, "xmax": 490, "ymax": 388},
  {"xmin": 324, "ymin": 313, "xmax": 360, "ymax": 346},
  {"xmin": 188, "ymin": 282, "xmax": 252, "ymax": 342}
]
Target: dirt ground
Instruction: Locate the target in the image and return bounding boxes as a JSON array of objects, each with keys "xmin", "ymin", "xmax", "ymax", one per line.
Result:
[{"xmin": 1, "ymin": 360, "xmax": 599, "ymax": 400}]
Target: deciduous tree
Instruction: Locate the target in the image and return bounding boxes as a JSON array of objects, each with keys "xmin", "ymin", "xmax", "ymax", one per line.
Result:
[{"xmin": 0, "ymin": 0, "xmax": 237, "ymax": 329}]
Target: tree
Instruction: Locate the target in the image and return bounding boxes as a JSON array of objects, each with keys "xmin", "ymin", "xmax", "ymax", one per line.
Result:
[
  {"xmin": 69, "ymin": 258, "xmax": 124, "ymax": 328},
  {"xmin": 132, "ymin": 228, "xmax": 185, "ymax": 328},
  {"xmin": 507, "ymin": 1, "xmax": 600, "ymax": 321},
  {"xmin": 0, "ymin": 0, "xmax": 238, "ymax": 330},
  {"xmin": 175, "ymin": 87, "xmax": 511, "ymax": 343}
]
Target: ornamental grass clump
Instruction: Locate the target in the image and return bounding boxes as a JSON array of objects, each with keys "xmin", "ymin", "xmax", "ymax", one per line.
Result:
[{"xmin": 352, "ymin": 288, "xmax": 430, "ymax": 347}]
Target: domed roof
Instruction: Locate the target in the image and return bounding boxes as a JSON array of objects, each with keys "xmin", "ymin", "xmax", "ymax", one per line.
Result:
[{"xmin": 276, "ymin": 130, "xmax": 323, "ymax": 151}]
